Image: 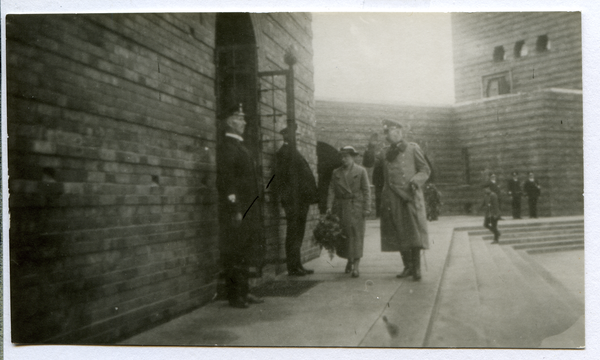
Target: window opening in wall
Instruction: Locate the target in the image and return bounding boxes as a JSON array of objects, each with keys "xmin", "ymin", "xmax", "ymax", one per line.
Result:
[
  {"xmin": 514, "ymin": 40, "xmax": 528, "ymax": 58},
  {"xmin": 493, "ymin": 45, "xmax": 505, "ymax": 62},
  {"xmin": 483, "ymin": 74, "xmax": 510, "ymax": 97},
  {"xmin": 536, "ymin": 35, "xmax": 550, "ymax": 52}
]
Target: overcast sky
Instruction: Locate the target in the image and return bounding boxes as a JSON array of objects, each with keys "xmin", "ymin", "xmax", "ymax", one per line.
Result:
[{"xmin": 312, "ymin": 12, "xmax": 455, "ymax": 105}]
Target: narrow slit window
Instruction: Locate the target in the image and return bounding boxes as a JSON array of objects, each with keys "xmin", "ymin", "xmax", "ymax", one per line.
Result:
[
  {"xmin": 536, "ymin": 35, "xmax": 550, "ymax": 52},
  {"xmin": 514, "ymin": 40, "xmax": 528, "ymax": 58}
]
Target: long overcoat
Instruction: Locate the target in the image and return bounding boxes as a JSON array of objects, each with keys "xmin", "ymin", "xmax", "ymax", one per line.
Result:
[
  {"xmin": 378, "ymin": 141, "xmax": 431, "ymax": 251},
  {"xmin": 273, "ymin": 143, "xmax": 318, "ymax": 209},
  {"xmin": 482, "ymin": 192, "xmax": 501, "ymax": 218},
  {"xmin": 327, "ymin": 163, "xmax": 371, "ymax": 259},
  {"xmin": 216, "ymin": 135, "xmax": 265, "ymax": 272}
]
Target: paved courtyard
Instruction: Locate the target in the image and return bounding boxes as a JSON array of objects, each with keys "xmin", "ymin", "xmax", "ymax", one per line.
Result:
[{"xmin": 121, "ymin": 215, "xmax": 584, "ymax": 348}]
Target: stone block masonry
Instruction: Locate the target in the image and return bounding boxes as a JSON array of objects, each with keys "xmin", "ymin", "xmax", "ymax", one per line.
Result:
[
  {"xmin": 7, "ymin": 12, "xmax": 317, "ymax": 344},
  {"xmin": 316, "ymin": 89, "xmax": 582, "ymax": 218}
]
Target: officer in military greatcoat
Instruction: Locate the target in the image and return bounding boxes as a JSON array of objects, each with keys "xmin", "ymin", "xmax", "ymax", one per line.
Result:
[
  {"xmin": 216, "ymin": 105, "xmax": 265, "ymax": 308},
  {"xmin": 273, "ymin": 125, "xmax": 319, "ymax": 276},
  {"xmin": 376, "ymin": 119, "xmax": 431, "ymax": 281}
]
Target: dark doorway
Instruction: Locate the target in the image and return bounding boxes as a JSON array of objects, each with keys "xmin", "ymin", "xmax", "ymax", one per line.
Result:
[{"xmin": 215, "ymin": 13, "xmax": 260, "ymax": 158}]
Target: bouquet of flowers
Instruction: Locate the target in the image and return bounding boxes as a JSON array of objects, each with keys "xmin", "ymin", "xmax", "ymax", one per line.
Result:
[{"xmin": 313, "ymin": 213, "xmax": 346, "ymax": 260}]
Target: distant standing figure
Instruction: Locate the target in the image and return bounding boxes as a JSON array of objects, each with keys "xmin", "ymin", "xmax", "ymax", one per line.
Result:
[
  {"xmin": 524, "ymin": 172, "xmax": 541, "ymax": 218},
  {"xmin": 327, "ymin": 146, "xmax": 371, "ymax": 278},
  {"xmin": 507, "ymin": 171, "xmax": 523, "ymax": 219},
  {"xmin": 217, "ymin": 105, "xmax": 265, "ymax": 308},
  {"xmin": 274, "ymin": 125, "xmax": 319, "ymax": 277},
  {"xmin": 425, "ymin": 183, "xmax": 442, "ymax": 221},
  {"xmin": 481, "ymin": 183, "xmax": 501, "ymax": 244},
  {"xmin": 487, "ymin": 173, "xmax": 503, "ymax": 220},
  {"xmin": 363, "ymin": 133, "xmax": 384, "ymax": 217}
]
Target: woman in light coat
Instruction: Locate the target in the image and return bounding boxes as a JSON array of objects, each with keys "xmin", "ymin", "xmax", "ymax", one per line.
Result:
[{"xmin": 327, "ymin": 146, "xmax": 371, "ymax": 277}]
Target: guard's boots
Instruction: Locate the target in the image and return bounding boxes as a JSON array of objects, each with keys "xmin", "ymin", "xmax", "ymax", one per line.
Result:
[
  {"xmin": 412, "ymin": 248, "xmax": 422, "ymax": 281},
  {"xmin": 396, "ymin": 251, "xmax": 413, "ymax": 278}
]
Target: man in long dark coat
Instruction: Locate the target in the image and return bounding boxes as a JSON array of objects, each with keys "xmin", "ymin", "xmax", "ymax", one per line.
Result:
[
  {"xmin": 481, "ymin": 183, "xmax": 502, "ymax": 243},
  {"xmin": 524, "ymin": 172, "xmax": 541, "ymax": 218},
  {"xmin": 507, "ymin": 171, "xmax": 523, "ymax": 219},
  {"xmin": 274, "ymin": 126, "xmax": 319, "ymax": 276},
  {"xmin": 216, "ymin": 106, "xmax": 265, "ymax": 308},
  {"xmin": 377, "ymin": 119, "xmax": 430, "ymax": 281},
  {"xmin": 487, "ymin": 173, "xmax": 504, "ymax": 219}
]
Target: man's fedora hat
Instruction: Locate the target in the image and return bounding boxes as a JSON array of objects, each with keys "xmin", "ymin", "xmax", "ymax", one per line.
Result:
[{"xmin": 339, "ymin": 146, "xmax": 359, "ymax": 156}]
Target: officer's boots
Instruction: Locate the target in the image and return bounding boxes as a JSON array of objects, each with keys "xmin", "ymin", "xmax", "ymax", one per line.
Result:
[
  {"xmin": 396, "ymin": 251, "xmax": 413, "ymax": 278},
  {"xmin": 412, "ymin": 248, "xmax": 422, "ymax": 281}
]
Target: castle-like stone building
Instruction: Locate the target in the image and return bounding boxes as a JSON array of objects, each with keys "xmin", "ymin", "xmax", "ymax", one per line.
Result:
[
  {"xmin": 317, "ymin": 12, "xmax": 582, "ymax": 216},
  {"xmin": 6, "ymin": 12, "xmax": 583, "ymax": 345},
  {"xmin": 7, "ymin": 13, "xmax": 320, "ymax": 343}
]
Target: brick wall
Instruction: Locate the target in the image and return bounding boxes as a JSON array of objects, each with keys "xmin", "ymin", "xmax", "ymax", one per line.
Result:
[
  {"xmin": 7, "ymin": 13, "xmax": 316, "ymax": 344},
  {"xmin": 315, "ymin": 90, "xmax": 583, "ymax": 217},
  {"xmin": 253, "ymin": 13, "xmax": 320, "ymax": 273},
  {"xmin": 452, "ymin": 12, "xmax": 582, "ymax": 103},
  {"xmin": 453, "ymin": 90, "xmax": 583, "ymax": 217}
]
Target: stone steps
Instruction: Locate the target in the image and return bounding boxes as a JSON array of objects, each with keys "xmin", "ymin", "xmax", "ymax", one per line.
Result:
[
  {"xmin": 424, "ymin": 231, "xmax": 487, "ymax": 347},
  {"xmin": 483, "ymin": 235, "xmax": 580, "ymax": 347},
  {"xmin": 502, "ymin": 245, "xmax": 583, "ymax": 317},
  {"xmin": 481, "ymin": 227, "xmax": 583, "ymax": 239},
  {"xmin": 467, "ymin": 221, "xmax": 583, "ymax": 236},
  {"xmin": 526, "ymin": 244, "xmax": 584, "ymax": 255},
  {"xmin": 427, "ymin": 217, "xmax": 584, "ymax": 348},
  {"xmin": 492, "ymin": 233, "xmax": 584, "ymax": 244},
  {"xmin": 512, "ymin": 239, "xmax": 584, "ymax": 250},
  {"xmin": 459, "ymin": 218, "xmax": 582, "ymax": 229}
]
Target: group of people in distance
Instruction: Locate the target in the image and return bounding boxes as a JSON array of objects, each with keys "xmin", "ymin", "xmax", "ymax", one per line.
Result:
[
  {"xmin": 216, "ymin": 104, "xmax": 541, "ymax": 309},
  {"xmin": 482, "ymin": 171, "xmax": 542, "ymax": 244}
]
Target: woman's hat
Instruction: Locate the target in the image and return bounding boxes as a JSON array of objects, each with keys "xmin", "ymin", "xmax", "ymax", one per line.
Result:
[{"xmin": 339, "ymin": 146, "xmax": 359, "ymax": 156}]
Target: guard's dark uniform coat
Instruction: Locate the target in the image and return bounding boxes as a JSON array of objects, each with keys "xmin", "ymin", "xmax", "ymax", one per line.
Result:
[
  {"xmin": 273, "ymin": 143, "xmax": 318, "ymax": 271},
  {"xmin": 524, "ymin": 179, "xmax": 541, "ymax": 218},
  {"xmin": 507, "ymin": 178, "xmax": 523, "ymax": 219},
  {"xmin": 217, "ymin": 134, "xmax": 265, "ymax": 300}
]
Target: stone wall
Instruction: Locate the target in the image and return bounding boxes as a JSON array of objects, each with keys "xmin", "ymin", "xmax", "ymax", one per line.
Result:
[
  {"xmin": 253, "ymin": 13, "xmax": 320, "ymax": 272},
  {"xmin": 452, "ymin": 12, "xmax": 582, "ymax": 103},
  {"xmin": 315, "ymin": 90, "xmax": 583, "ymax": 217},
  {"xmin": 7, "ymin": 12, "xmax": 316, "ymax": 344},
  {"xmin": 453, "ymin": 89, "xmax": 583, "ymax": 216}
]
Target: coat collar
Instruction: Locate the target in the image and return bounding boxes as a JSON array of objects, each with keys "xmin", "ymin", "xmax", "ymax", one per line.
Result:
[
  {"xmin": 225, "ymin": 133, "xmax": 244, "ymax": 142},
  {"xmin": 334, "ymin": 163, "xmax": 360, "ymax": 193}
]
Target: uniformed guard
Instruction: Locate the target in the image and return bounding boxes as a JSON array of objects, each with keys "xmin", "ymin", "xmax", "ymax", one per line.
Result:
[
  {"xmin": 377, "ymin": 119, "xmax": 431, "ymax": 281},
  {"xmin": 216, "ymin": 105, "xmax": 265, "ymax": 308},
  {"xmin": 507, "ymin": 171, "xmax": 523, "ymax": 219},
  {"xmin": 524, "ymin": 172, "xmax": 541, "ymax": 218}
]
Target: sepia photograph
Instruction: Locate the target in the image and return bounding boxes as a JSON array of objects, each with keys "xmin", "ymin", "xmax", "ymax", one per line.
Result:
[{"xmin": 2, "ymin": 1, "xmax": 597, "ymax": 359}]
